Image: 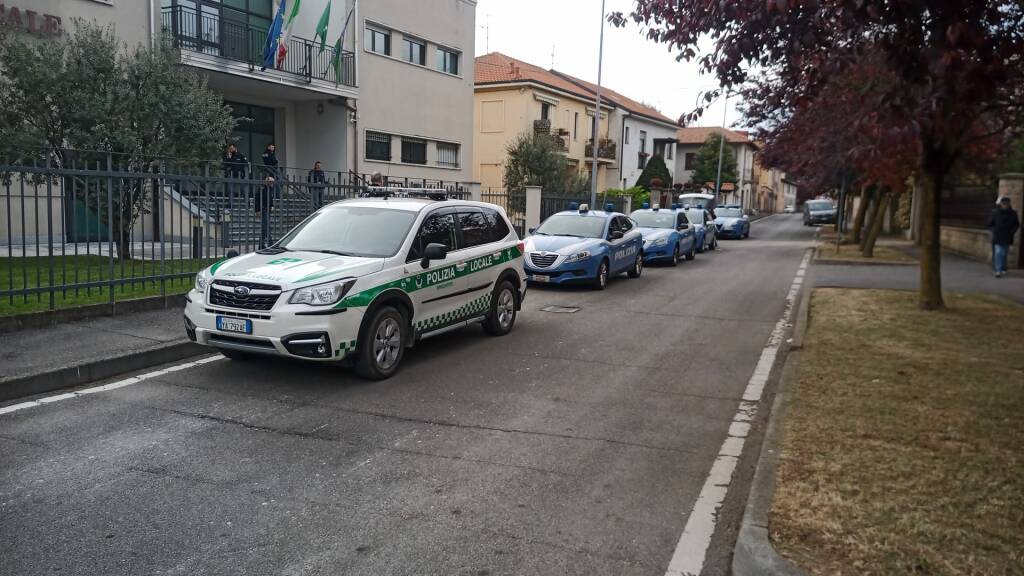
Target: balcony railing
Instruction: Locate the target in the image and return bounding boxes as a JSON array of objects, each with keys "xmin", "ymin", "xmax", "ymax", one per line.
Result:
[
  {"xmin": 161, "ymin": 5, "xmax": 355, "ymax": 88},
  {"xmin": 586, "ymin": 138, "xmax": 617, "ymax": 161}
]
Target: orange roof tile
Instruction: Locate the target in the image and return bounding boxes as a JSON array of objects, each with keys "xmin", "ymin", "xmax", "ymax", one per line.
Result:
[
  {"xmin": 677, "ymin": 127, "xmax": 753, "ymax": 145},
  {"xmin": 549, "ymin": 71, "xmax": 678, "ymax": 127},
  {"xmin": 475, "ymin": 53, "xmax": 598, "ymax": 103}
]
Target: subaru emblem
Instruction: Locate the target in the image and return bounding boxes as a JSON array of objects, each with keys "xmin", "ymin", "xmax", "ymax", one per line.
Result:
[{"xmin": 234, "ymin": 285, "xmax": 251, "ymax": 296}]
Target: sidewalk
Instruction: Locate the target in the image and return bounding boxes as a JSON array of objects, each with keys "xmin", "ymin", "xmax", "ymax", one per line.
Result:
[{"xmin": 0, "ymin": 307, "xmax": 203, "ymax": 402}]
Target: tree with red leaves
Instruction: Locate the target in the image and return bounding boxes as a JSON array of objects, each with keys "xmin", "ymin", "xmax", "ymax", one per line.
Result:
[{"xmin": 613, "ymin": 1, "xmax": 1024, "ymax": 309}]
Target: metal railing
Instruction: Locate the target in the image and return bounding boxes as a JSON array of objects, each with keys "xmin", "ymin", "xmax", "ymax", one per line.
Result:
[
  {"xmin": 480, "ymin": 188, "xmax": 527, "ymax": 237},
  {"xmin": 161, "ymin": 5, "xmax": 356, "ymax": 87},
  {"xmin": 586, "ymin": 138, "xmax": 617, "ymax": 161}
]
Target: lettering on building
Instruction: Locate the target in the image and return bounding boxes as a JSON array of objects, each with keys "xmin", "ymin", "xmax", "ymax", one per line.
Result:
[{"xmin": 0, "ymin": 4, "xmax": 63, "ymax": 38}]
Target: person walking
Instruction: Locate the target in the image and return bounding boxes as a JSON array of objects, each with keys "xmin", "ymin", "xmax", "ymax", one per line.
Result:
[
  {"xmin": 221, "ymin": 143, "xmax": 248, "ymax": 211},
  {"xmin": 307, "ymin": 160, "xmax": 326, "ymax": 209},
  {"xmin": 987, "ymin": 196, "xmax": 1020, "ymax": 277}
]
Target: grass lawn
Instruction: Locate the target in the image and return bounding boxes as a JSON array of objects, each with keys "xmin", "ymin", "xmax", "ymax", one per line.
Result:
[
  {"xmin": 773, "ymin": 288, "xmax": 1024, "ymax": 575},
  {"xmin": 0, "ymin": 255, "xmax": 217, "ymax": 316},
  {"xmin": 816, "ymin": 243, "xmax": 917, "ymax": 263}
]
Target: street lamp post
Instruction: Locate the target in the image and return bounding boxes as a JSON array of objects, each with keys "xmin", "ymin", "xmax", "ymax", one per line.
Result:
[
  {"xmin": 713, "ymin": 91, "xmax": 729, "ymax": 204},
  {"xmin": 589, "ymin": 0, "xmax": 606, "ymax": 209}
]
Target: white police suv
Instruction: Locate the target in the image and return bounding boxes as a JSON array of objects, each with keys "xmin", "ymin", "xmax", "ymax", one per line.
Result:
[{"xmin": 184, "ymin": 193, "xmax": 526, "ymax": 379}]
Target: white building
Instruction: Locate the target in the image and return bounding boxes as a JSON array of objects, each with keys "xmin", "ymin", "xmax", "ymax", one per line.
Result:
[
  {"xmin": 6, "ymin": 0, "xmax": 475, "ymax": 185},
  {"xmin": 675, "ymin": 127, "xmax": 758, "ymax": 210}
]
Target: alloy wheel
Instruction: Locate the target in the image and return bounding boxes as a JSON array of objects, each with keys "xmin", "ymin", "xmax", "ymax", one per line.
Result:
[{"xmin": 373, "ymin": 317, "xmax": 401, "ymax": 371}]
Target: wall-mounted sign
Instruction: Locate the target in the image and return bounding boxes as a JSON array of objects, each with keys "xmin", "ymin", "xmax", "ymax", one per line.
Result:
[{"xmin": 0, "ymin": 4, "xmax": 64, "ymax": 38}]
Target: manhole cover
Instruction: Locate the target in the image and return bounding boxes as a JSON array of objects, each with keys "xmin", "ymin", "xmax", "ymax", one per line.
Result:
[{"xmin": 541, "ymin": 305, "xmax": 581, "ymax": 314}]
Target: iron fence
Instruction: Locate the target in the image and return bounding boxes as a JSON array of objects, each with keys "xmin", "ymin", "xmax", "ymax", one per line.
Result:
[
  {"xmin": 480, "ymin": 188, "xmax": 526, "ymax": 237},
  {"xmin": 540, "ymin": 193, "xmax": 590, "ymax": 221},
  {"xmin": 941, "ymin": 184, "xmax": 995, "ymax": 229},
  {"xmin": 0, "ymin": 152, "xmax": 473, "ymax": 315}
]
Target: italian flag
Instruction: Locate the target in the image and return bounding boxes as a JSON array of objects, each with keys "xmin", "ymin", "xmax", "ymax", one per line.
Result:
[{"xmin": 274, "ymin": 0, "xmax": 302, "ymax": 69}]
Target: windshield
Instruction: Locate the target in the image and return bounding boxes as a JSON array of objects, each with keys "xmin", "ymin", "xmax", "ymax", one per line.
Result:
[
  {"xmin": 716, "ymin": 208, "xmax": 743, "ymax": 218},
  {"xmin": 534, "ymin": 214, "xmax": 607, "ymax": 238},
  {"xmin": 631, "ymin": 211, "xmax": 676, "ymax": 229},
  {"xmin": 807, "ymin": 200, "xmax": 834, "ymax": 211},
  {"xmin": 278, "ymin": 205, "xmax": 418, "ymax": 258}
]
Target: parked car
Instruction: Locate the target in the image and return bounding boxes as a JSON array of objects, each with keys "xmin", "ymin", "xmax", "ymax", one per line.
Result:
[
  {"xmin": 714, "ymin": 205, "xmax": 750, "ymax": 239},
  {"xmin": 631, "ymin": 205, "xmax": 698, "ymax": 265},
  {"xmin": 524, "ymin": 203, "xmax": 644, "ymax": 290},
  {"xmin": 783, "ymin": 204, "xmax": 796, "ymax": 213},
  {"xmin": 683, "ymin": 207, "xmax": 718, "ymax": 252},
  {"xmin": 186, "ymin": 194, "xmax": 526, "ymax": 380},
  {"xmin": 803, "ymin": 199, "xmax": 837, "ymax": 226},
  {"xmin": 678, "ymin": 192, "xmax": 718, "ymax": 213}
]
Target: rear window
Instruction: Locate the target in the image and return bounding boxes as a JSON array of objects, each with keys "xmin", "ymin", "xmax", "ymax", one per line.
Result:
[{"xmin": 807, "ymin": 200, "xmax": 834, "ymax": 211}]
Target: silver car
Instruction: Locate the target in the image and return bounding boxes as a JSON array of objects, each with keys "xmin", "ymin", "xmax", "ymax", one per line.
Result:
[{"xmin": 683, "ymin": 208, "xmax": 718, "ymax": 252}]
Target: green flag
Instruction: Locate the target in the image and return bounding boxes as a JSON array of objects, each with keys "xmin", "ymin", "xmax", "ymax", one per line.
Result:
[
  {"xmin": 314, "ymin": 0, "xmax": 331, "ymax": 54},
  {"xmin": 330, "ymin": 35, "xmax": 343, "ymax": 84}
]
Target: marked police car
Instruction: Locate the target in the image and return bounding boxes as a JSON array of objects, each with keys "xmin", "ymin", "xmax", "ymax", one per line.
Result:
[
  {"xmin": 630, "ymin": 203, "xmax": 698, "ymax": 265},
  {"xmin": 523, "ymin": 203, "xmax": 644, "ymax": 289},
  {"xmin": 185, "ymin": 191, "xmax": 527, "ymax": 380},
  {"xmin": 714, "ymin": 205, "xmax": 750, "ymax": 239}
]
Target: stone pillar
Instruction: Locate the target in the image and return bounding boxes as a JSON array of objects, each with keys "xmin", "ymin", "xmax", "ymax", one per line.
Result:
[
  {"xmin": 525, "ymin": 186, "xmax": 542, "ymax": 233},
  {"xmin": 998, "ymin": 173, "xmax": 1024, "ymax": 268},
  {"xmin": 623, "ymin": 195, "xmax": 632, "ymax": 215},
  {"xmin": 468, "ymin": 182, "xmax": 482, "ymax": 203}
]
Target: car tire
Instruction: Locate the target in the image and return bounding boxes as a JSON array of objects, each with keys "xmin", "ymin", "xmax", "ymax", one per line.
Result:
[
  {"xmin": 220, "ymin": 349, "xmax": 252, "ymax": 361},
  {"xmin": 628, "ymin": 253, "xmax": 643, "ymax": 278},
  {"xmin": 592, "ymin": 259, "xmax": 609, "ymax": 290},
  {"xmin": 483, "ymin": 281, "xmax": 517, "ymax": 336},
  {"xmin": 685, "ymin": 244, "xmax": 696, "ymax": 260},
  {"xmin": 670, "ymin": 246, "xmax": 680, "ymax": 267},
  {"xmin": 710, "ymin": 237, "xmax": 718, "ymax": 250},
  {"xmin": 355, "ymin": 306, "xmax": 405, "ymax": 380}
]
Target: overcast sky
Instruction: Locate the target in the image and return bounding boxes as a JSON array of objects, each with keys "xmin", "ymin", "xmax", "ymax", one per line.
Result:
[{"xmin": 473, "ymin": 0, "xmax": 743, "ymax": 129}]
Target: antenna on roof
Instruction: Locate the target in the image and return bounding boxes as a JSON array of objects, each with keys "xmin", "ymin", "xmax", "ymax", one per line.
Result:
[{"xmin": 551, "ymin": 44, "xmax": 555, "ymax": 69}]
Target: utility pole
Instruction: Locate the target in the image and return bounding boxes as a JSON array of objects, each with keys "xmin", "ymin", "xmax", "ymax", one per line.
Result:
[
  {"xmin": 713, "ymin": 91, "xmax": 729, "ymax": 204},
  {"xmin": 589, "ymin": 0, "xmax": 606, "ymax": 209}
]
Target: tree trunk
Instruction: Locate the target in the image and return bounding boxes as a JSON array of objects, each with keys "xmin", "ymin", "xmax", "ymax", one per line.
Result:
[
  {"xmin": 917, "ymin": 171, "xmax": 944, "ymax": 310},
  {"xmin": 862, "ymin": 189, "xmax": 892, "ymax": 258},
  {"xmin": 851, "ymin": 186, "xmax": 872, "ymax": 245},
  {"xmin": 859, "ymin": 189, "xmax": 879, "ymax": 250}
]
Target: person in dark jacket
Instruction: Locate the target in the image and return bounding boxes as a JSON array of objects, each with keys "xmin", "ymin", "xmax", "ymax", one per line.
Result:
[
  {"xmin": 221, "ymin": 144, "xmax": 248, "ymax": 211},
  {"xmin": 987, "ymin": 196, "xmax": 1020, "ymax": 277},
  {"xmin": 260, "ymin": 143, "xmax": 279, "ymax": 179},
  {"xmin": 256, "ymin": 175, "xmax": 276, "ymax": 249},
  {"xmin": 307, "ymin": 160, "xmax": 326, "ymax": 208}
]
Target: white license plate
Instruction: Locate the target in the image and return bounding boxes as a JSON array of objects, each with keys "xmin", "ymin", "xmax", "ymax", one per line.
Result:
[
  {"xmin": 216, "ymin": 316, "xmax": 252, "ymax": 334},
  {"xmin": 529, "ymin": 274, "xmax": 550, "ymax": 283}
]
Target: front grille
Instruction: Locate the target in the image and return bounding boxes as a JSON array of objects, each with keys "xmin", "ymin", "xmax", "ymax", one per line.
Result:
[
  {"xmin": 205, "ymin": 308, "xmax": 271, "ymax": 320},
  {"xmin": 530, "ymin": 253, "xmax": 558, "ymax": 268},
  {"xmin": 209, "ymin": 281, "xmax": 280, "ymax": 311}
]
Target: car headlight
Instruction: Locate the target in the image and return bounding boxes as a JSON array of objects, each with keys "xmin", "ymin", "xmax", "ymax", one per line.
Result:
[
  {"xmin": 650, "ymin": 237, "xmax": 668, "ymax": 247},
  {"xmin": 195, "ymin": 269, "xmax": 211, "ymax": 293},
  {"xmin": 563, "ymin": 251, "xmax": 591, "ymax": 263},
  {"xmin": 289, "ymin": 278, "xmax": 357, "ymax": 306}
]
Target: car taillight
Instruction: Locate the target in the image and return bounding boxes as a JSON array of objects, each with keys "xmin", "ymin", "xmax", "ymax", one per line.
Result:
[{"xmin": 517, "ymin": 241, "xmax": 525, "ymax": 255}]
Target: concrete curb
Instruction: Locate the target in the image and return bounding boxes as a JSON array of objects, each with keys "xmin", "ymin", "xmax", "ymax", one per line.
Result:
[
  {"xmin": 813, "ymin": 247, "xmax": 916, "ymax": 267},
  {"xmin": 0, "ymin": 340, "xmax": 205, "ymax": 403},
  {"xmin": 0, "ymin": 293, "xmax": 188, "ymax": 334},
  {"xmin": 732, "ymin": 264, "xmax": 814, "ymax": 576}
]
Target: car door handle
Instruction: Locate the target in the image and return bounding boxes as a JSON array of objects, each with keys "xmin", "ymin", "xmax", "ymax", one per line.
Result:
[
  {"xmin": 455, "ymin": 263, "xmax": 467, "ymax": 271},
  {"xmin": 492, "ymin": 251, "xmax": 503, "ymax": 259}
]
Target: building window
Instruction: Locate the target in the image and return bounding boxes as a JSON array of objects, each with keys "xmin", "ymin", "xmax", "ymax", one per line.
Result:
[
  {"xmin": 437, "ymin": 47, "xmax": 459, "ymax": 75},
  {"xmin": 366, "ymin": 131, "xmax": 391, "ymax": 161},
  {"xmin": 437, "ymin": 142, "xmax": 460, "ymax": 168},
  {"xmin": 624, "ymin": 126, "xmax": 630, "ymax": 144},
  {"xmin": 685, "ymin": 152, "xmax": 698, "ymax": 171},
  {"xmin": 225, "ymin": 101, "xmax": 275, "ymax": 167},
  {"xmin": 667, "ymin": 144, "xmax": 673, "ymax": 160},
  {"xmin": 401, "ymin": 138, "xmax": 427, "ymax": 165},
  {"xmin": 638, "ymin": 130, "xmax": 647, "ymax": 169},
  {"xmin": 541, "ymin": 102, "xmax": 551, "ymax": 121},
  {"xmin": 365, "ymin": 26, "xmax": 390, "ymax": 55},
  {"xmin": 403, "ymin": 37, "xmax": 425, "ymax": 65},
  {"xmin": 573, "ymin": 112, "xmax": 579, "ymax": 141}
]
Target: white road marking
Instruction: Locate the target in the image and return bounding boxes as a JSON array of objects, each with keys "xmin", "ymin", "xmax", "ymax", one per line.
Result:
[
  {"xmin": 665, "ymin": 249, "xmax": 811, "ymax": 576},
  {"xmin": 0, "ymin": 355, "xmax": 223, "ymax": 417}
]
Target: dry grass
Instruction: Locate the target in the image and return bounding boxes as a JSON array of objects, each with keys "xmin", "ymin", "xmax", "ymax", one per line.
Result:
[
  {"xmin": 816, "ymin": 244, "xmax": 917, "ymax": 263},
  {"xmin": 772, "ymin": 288, "xmax": 1024, "ymax": 576}
]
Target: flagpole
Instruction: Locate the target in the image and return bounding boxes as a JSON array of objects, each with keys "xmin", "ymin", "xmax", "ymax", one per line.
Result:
[{"xmin": 589, "ymin": 0, "xmax": 605, "ymax": 209}]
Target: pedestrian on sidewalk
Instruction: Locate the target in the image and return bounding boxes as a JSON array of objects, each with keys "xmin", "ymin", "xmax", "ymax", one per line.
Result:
[
  {"xmin": 987, "ymin": 196, "xmax": 1020, "ymax": 277},
  {"xmin": 221, "ymin": 143, "xmax": 248, "ymax": 211},
  {"xmin": 307, "ymin": 160, "xmax": 326, "ymax": 209}
]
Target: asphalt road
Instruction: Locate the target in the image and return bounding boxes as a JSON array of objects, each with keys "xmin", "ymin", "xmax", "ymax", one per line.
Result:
[{"xmin": 0, "ymin": 214, "xmax": 816, "ymax": 576}]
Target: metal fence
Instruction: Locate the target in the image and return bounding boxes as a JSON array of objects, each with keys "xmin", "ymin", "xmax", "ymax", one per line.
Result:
[
  {"xmin": 481, "ymin": 188, "xmax": 526, "ymax": 237},
  {"xmin": 941, "ymin": 184, "xmax": 995, "ymax": 229},
  {"xmin": 0, "ymin": 152, "xmax": 468, "ymax": 315}
]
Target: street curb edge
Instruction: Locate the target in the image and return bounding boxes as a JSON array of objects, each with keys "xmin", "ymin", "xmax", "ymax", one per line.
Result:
[{"xmin": 0, "ymin": 340, "xmax": 206, "ymax": 403}]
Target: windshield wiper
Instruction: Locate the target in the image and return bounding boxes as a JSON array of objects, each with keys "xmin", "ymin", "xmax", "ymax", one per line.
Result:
[{"xmin": 291, "ymin": 248, "xmax": 357, "ymax": 257}]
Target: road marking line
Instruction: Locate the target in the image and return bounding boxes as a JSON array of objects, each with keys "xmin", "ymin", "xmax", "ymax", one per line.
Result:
[
  {"xmin": 0, "ymin": 355, "xmax": 223, "ymax": 417},
  {"xmin": 665, "ymin": 249, "xmax": 811, "ymax": 576}
]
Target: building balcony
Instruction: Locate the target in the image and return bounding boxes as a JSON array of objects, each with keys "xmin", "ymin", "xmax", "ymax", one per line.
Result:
[
  {"xmin": 161, "ymin": 5, "xmax": 356, "ymax": 97},
  {"xmin": 585, "ymin": 138, "xmax": 617, "ymax": 163}
]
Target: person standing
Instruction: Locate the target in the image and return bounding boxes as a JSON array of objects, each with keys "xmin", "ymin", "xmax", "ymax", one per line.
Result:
[
  {"xmin": 987, "ymin": 196, "xmax": 1020, "ymax": 277},
  {"xmin": 307, "ymin": 160, "xmax": 326, "ymax": 209},
  {"xmin": 256, "ymin": 176, "xmax": 276, "ymax": 249},
  {"xmin": 221, "ymin": 143, "xmax": 248, "ymax": 211}
]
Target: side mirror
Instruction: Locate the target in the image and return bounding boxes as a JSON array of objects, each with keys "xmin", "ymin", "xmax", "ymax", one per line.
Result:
[
  {"xmin": 610, "ymin": 230, "xmax": 624, "ymax": 240},
  {"xmin": 226, "ymin": 249, "xmax": 239, "ymax": 259},
  {"xmin": 528, "ymin": 227, "xmax": 537, "ymax": 235},
  {"xmin": 420, "ymin": 243, "xmax": 448, "ymax": 269}
]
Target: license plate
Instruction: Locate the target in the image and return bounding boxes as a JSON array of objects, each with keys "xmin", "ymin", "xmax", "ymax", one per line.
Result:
[
  {"xmin": 216, "ymin": 316, "xmax": 252, "ymax": 334},
  {"xmin": 529, "ymin": 274, "xmax": 550, "ymax": 283}
]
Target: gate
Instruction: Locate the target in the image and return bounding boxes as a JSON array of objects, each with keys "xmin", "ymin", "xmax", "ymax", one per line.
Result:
[{"xmin": 481, "ymin": 188, "xmax": 526, "ymax": 237}]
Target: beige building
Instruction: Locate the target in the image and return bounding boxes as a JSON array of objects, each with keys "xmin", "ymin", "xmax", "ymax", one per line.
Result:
[
  {"xmin": 474, "ymin": 53, "xmax": 615, "ymax": 192},
  {"xmin": 2, "ymin": 0, "xmax": 475, "ymax": 184},
  {"xmin": 675, "ymin": 127, "xmax": 758, "ymax": 210}
]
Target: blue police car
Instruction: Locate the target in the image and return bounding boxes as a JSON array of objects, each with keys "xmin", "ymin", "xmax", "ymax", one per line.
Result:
[
  {"xmin": 630, "ymin": 204, "xmax": 697, "ymax": 265},
  {"xmin": 714, "ymin": 205, "xmax": 750, "ymax": 239},
  {"xmin": 524, "ymin": 203, "xmax": 644, "ymax": 290}
]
